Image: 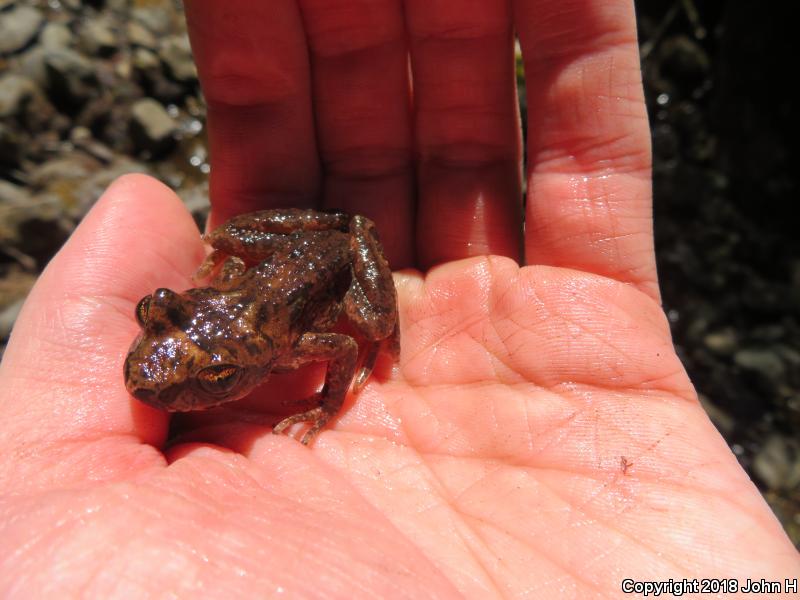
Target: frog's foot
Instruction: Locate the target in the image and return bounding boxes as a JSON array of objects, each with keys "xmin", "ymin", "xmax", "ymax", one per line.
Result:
[
  {"xmin": 273, "ymin": 405, "xmax": 335, "ymax": 446},
  {"xmin": 194, "ymin": 249, "xmax": 226, "ymax": 281},
  {"xmin": 352, "ymin": 342, "xmax": 381, "ymax": 393}
]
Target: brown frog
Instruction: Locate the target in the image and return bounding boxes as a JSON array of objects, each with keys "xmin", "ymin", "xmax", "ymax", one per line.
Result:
[{"xmin": 124, "ymin": 209, "xmax": 399, "ymax": 445}]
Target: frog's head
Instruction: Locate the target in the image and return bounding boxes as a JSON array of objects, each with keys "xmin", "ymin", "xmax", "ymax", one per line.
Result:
[{"xmin": 124, "ymin": 287, "xmax": 274, "ymax": 411}]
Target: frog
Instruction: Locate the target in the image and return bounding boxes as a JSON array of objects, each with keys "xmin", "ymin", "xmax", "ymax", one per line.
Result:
[{"xmin": 123, "ymin": 208, "xmax": 399, "ymax": 445}]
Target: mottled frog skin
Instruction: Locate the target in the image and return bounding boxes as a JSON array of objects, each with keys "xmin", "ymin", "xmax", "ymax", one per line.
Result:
[{"xmin": 124, "ymin": 209, "xmax": 399, "ymax": 445}]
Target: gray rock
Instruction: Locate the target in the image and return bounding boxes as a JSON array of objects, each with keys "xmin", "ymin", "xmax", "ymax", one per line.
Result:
[
  {"xmin": 132, "ymin": 46, "xmax": 160, "ymax": 71},
  {"xmin": 179, "ymin": 181, "xmax": 210, "ymax": 215},
  {"xmin": 18, "ymin": 45, "xmax": 48, "ymax": 87},
  {"xmin": 703, "ymin": 328, "xmax": 737, "ymax": 356},
  {"xmin": 0, "ymin": 5, "xmax": 44, "ymax": 55},
  {"xmin": 753, "ymin": 434, "xmax": 800, "ymax": 491},
  {"xmin": 0, "ymin": 73, "xmax": 38, "ymax": 117},
  {"xmin": 0, "ymin": 179, "xmax": 28, "ymax": 206},
  {"xmin": 127, "ymin": 21, "xmax": 157, "ymax": 49},
  {"xmin": 40, "ymin": 22, "xmax": 72, "ymax": 50},
  {"xmin": 132, "ymin": 3, "xmax": 175, "ymax": 36},
  {"xmin": 0, "ymin": 297, "xmax": 26, "ymax": 341},
  {"xmin": 734, "ymin": 348, "xmax": 786, "ymax": 380},
  {"xmin": 0, "ymin": 123, "xmax": 22, "ymax": 164},
  {"xmin": 159, "ymin": 35, "xmax": 197, "ymax": 82},
  {"xmin": 44, "ymin": 47, "xmax": 98, "ymax": 107},
  {"xmin": 70, "ymin": 125, "xmax": 115, "ymax": 164},
  {"xmin": 29, "ymin": 155, "xmax": 95, "ymax": 185},
  {"xmin": 78, "ymin": 17, "xmax": 117, "ymax": 56},
  {"xmin": 130, "ymin": 98, "xmax": 176, "ymax": 155}
]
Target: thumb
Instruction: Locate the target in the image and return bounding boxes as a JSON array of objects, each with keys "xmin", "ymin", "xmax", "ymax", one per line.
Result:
[{"xmin": 0, "ymin": 174, "xmax": 204, "ymax": 486}]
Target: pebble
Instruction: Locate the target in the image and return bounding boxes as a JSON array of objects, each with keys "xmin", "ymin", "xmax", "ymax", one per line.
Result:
[
  {"xmin": 126, "ymin": 21, "xmax": 157, "ymax": 49},
  {"xmin": 0, "ymin": 122, "xmax": 21, "ymax": 165},
  {"xmin": 44, "ymin": 47, "xmax": 98, "ymax": 107},
  {"xmin": 78, "ymin": 17, "xmax": 117, "ymax": 56},
  {"xmin": 0, "ymin": 298, "xmax": 26, "ymax": 341},
  {"xmin": 703, "ymin": 328, "xmax": 737, "ymax": 356},
  {"xmin": 159, "ymin": 35, "xmax": 197, "ymax": 83},
  {"xmin": 132, "ymin": 3, "xmax": 175, "ymax": 36},
  {"xmin": 40, "ymin": 22, "xmax": 72, "ymax": 50},
  {"xmin": 0, "ymin": 73, "xmax": 38, "ymax": 117},
  {"xmin": 0, "ymin": 5, "xmax": 44, "ymax": 55},
  {"xmin": 753, "ymin": 434, "xmax": 800, "ymax": 491},
  {"xmin": 734, "ymin": 348, "xmax": 786, "ymax": 380},
  {"xmin": 129, "ymin": 97, "xmax": 177, "ymax": 155}
]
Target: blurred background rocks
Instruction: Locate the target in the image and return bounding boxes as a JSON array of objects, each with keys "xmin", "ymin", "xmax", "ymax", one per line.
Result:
[
  {"xmin": 0, "ymin": 0, "xmax": 209, "ymax": 343},
  {"xmin": 1, "ymin": 0, "xmax": 798, "ymax": 545}
]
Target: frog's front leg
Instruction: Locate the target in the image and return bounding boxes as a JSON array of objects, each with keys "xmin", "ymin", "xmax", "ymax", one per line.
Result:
[{"xmin": 272, "ymin": 332, "xmax": 358, "ymax": 445}]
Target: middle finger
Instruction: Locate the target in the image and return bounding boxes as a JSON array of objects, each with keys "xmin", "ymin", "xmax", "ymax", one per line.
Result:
[
  {"xmin": 298, "ymin": 0, "xmax": 415, "ymax": 267},
  {"xmin": 407, "ymin": 0, "xmax": 523, "ymax": 268}
]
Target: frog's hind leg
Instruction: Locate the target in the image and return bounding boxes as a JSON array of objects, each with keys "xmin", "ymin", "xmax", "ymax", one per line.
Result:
[
  {"xmin": 204, "ymin": 209, "xmax": 352, "ymax": 263},
  {"xmin": 344, "ymin": 215, "xmax": 399, "ymax": 390},
  {"xmin": 194, "ymin": 252, "xmax": 247, "ymax": 290},
  {"xmin": 353, "ymin": 318, "xmax": 400, "ymax": 392},
  {"xmin": 272, "ymin": 332, "xmax": 358, "ymax": 445}
]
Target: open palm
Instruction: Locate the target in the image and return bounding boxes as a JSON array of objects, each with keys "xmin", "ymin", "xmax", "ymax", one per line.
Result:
[{"xmin": 1, "ymin": 0, "xmax": 797, "ymax": 597}]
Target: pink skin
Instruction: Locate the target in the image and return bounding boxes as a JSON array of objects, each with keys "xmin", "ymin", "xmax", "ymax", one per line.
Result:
[{"xmin": 1, "ymin": 0, "xmax": 798, "ymax": 596}]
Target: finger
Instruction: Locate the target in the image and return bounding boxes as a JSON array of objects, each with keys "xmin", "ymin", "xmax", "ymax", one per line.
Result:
[
  {"xmin": 297, "ymin": 0, "xmax": 415, "ymax": 267},
  {"xmin": 0, "ymin": 175, "xmax": 203, "ymax": 455},
  {"xmin": 406, "ymin": 0, "xmax": 523, "ymax": 269},
  {"xmin": 184, "ymin": 0, "xmax": 320, "ymax": 227},
  {"xmin": 514, "ymin": 0, "xmax": 658, "ymax": 299}
]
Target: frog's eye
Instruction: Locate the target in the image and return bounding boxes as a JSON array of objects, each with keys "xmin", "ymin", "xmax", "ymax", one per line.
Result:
[
  {"xmin": 135, "ymin": 295, "xmax": 152, "ymax": 327},
  {"xmin": 197, "ymin": 364, "xmax": 242, "ymax": 396}
]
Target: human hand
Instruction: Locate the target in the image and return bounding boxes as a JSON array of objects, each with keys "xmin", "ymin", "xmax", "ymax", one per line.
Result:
[{"xmin": 1, "ymin": 0, "xmax": 798, "ymax": 596}]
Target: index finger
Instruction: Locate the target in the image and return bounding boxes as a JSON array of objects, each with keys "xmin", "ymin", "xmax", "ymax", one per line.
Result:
[{"xmin": 184, "ymin": 0, "xmax": 320, "ymax": 227}]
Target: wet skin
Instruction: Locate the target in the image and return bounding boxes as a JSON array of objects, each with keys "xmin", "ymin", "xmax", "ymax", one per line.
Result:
[{"xmin": 124, "ymin": 209, "xmax": 399, "ymax": 445}]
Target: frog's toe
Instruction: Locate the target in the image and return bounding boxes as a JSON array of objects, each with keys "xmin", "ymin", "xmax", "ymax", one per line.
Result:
[{"xmin": 273, "ymin": 406, "xmax": 333, "ymax": 445}]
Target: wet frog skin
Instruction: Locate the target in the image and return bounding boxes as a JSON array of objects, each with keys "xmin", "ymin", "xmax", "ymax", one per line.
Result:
[{"xmin": 124, "ymin": 209, "xmax": 399, "ymax": 445}]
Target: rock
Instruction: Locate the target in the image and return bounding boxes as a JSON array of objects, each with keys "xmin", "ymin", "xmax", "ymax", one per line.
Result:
[
  {"xmin": 0, "ymin": 298, "xmax": 26, "ymax": 341},
  {"xmin": 179, "ymin": 181, "xmax": 210, "ymax": 213},
  {"xmin": 0, "ymin": 179, "xmax": 28, "ymax": 206},
  {"xmin": 129, "ymin": 97, "xmax": 176, "ymax": 156},
  {"xmin": 660, "ymin": 35, "xmax": 711, "ymax": 86},
  {"xmin": 78, "ymin": 17, "xmax": 117, "ymax": 56},
  {"xmin": 734, "ymin": 348, "xmax": 786, "ymax": 380},
  {"xmin": 28, "ymin": 155, "xmax": 100, "ymax": 217},
  {"xmin": 132, "ymin": 3, "xmax": 175, "ymax": 36},
  {"xmin": 40, "ymin": 22, "xmax": 72, "ymax": 50},
  {"xmin": 0, "ymin": 74, "xmax": 63, "ymax": 135},
  {"xmin": 0, "ymin": 73, "xmax": 37, "ymax": 118},
  {"xmin": 45, "ymin": 47, "xmax": 98, "ymax": 109},
  {"xmin": 159, "ymin": 34, "xmax": 197, "ymax": 82},
  {"xmin": 703, "ymin": 328, "xmax": 737, "ymax": 356},
  {"xmin": 132, "ymin": 46, "xmax": 159, "ymax": 71},
  {"xmin": 753, "ymin": 434, "xmax": 800, "ymax": 491},
  {"xmin": 0, "ymin": 122, "xmax": 21, "ymax": 164},
  {"xmin": 127, "ymin": 21, "xmax": 157, "ymax": 49},
  {"xmin": 0, "ymin": 5, "xmax": 44, "ymax": 55},
  {"xmin": 70, "ymin": 125, "xmax": 115, "ymax": 163}
]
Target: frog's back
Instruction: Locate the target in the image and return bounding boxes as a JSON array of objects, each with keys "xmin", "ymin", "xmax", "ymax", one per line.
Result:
[{"xmin": 255, "ymin": 230, "xmax": 352, "ymax": 304}]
